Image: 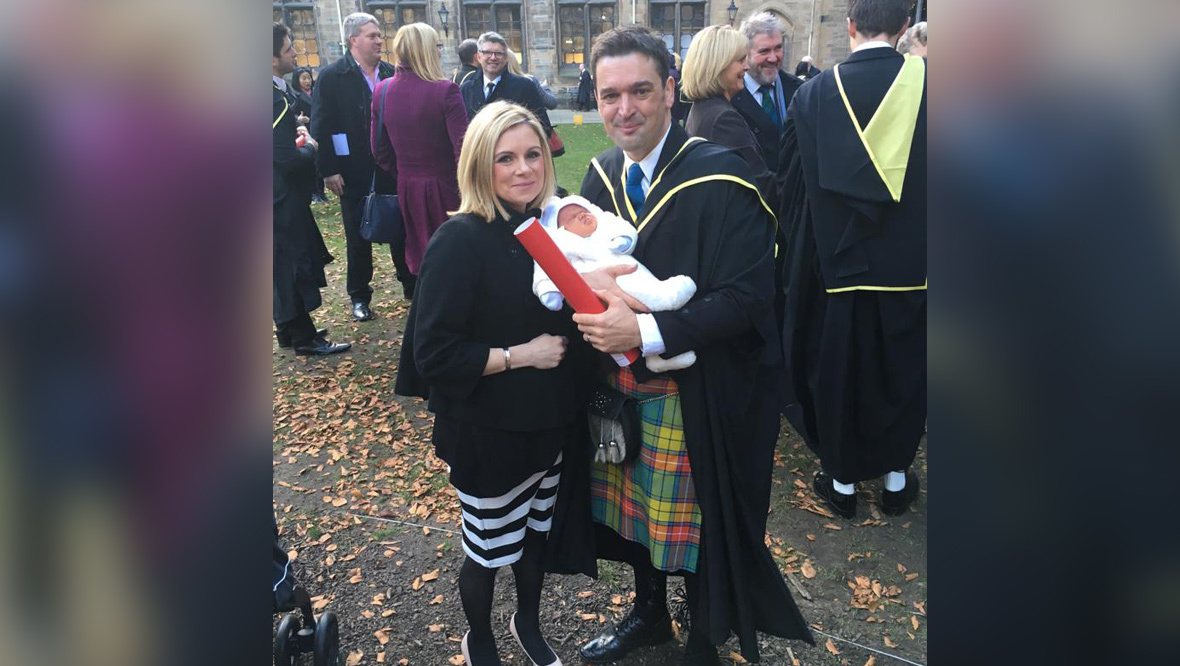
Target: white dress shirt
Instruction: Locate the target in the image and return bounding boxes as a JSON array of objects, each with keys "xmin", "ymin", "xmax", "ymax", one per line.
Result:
[
  {"xmin": 743, "ymin": 72, "xmax": 784, "ymax": 119},
  {"xmin": 621, "ymin": 122, "xmax": 674, "ymax": 357},
  {"xmin": 483, "ymin": 74, "xmax": 502, "ymax": 99},
  {"xmin": 853, "ymin": 40, "xmax": 895, "ymax": 53}
]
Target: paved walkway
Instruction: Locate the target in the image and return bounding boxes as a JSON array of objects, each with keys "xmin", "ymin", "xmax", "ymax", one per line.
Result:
[{"xmin": 550, "ymin": 109, "xmax": 602, "ymax": 124}]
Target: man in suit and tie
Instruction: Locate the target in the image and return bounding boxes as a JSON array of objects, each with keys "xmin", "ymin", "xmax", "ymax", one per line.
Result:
[
  {"xmin": 311, "ymin": 12, "xmax": 414, "ymax": 320},
  {"xmin": 459, "ymin": 31, "xmax": 552, "ymax": 135},
  {"xmin": 730, "ymin": 12, "xmax": 803, "ymax": 175}
]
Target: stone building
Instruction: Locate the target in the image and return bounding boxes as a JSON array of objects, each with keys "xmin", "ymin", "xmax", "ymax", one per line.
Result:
[{"xmin": 273, "ymin": 0, "xmax": 923, "ymax": 89}]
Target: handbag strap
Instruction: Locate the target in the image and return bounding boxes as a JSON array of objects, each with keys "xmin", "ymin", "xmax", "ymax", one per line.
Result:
[{"xmin": 370, "ymin": 78, "xmax": 392, "ymax": 195}]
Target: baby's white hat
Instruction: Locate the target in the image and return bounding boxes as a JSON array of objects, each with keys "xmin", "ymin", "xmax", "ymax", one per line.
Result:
[{"xmin": 538, "ymin": 194, "xmax": 603, "ymax": 229}]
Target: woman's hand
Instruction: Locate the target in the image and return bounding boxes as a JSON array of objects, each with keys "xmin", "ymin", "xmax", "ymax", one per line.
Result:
[{"xmin": 516, "ymin": 334, "xmax": 568, "ymax": 369}]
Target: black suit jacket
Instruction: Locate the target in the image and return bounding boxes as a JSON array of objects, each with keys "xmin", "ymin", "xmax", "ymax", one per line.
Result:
[
  {"xmin": 309, "ymin": 52, "xmax": 395, "ymax": 198},
  {"xmin": 730, "ymin": 70, "xmax": 802, "ymax": 174},
  {"xmin": 684, "ymin": 96, "xmax": 773, "ymax": 204},
  {"xmin": 459, "ymin": 70, "xmax": 552, "ymax": 131}
]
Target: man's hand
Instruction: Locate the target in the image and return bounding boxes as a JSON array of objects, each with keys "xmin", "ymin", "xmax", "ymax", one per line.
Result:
[
  {"xmin": 296, "ymin": 112, "xmax": 309, "ymax": 126},
  {"xmin": 573, "ymin": 290, "xmax": 642, "ymax": 353},
  {"xmin": 324, "ymin": 174, "xmax": 344, "ymax": 196},
  {"xmin": 295, "ymin": 126, "xmax": 317, "ymax": 150},
  {"xmin": 582, "ymin": 265, "xmax": 651, "ymax": 313}
]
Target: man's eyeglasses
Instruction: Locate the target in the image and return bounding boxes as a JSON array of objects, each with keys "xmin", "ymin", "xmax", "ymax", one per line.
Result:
[{"xmin": 479, "ymin": 50, "xmax": 506, "ymax": 59}]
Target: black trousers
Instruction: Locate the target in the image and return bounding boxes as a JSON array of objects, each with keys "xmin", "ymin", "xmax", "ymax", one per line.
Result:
[
  {"xmin": 275, "ymin": 309, "xmax": 317, "ymax": 347},
  {"xmin": 340, "ymin": 193, "xmax": 415, "ymax": 304}
]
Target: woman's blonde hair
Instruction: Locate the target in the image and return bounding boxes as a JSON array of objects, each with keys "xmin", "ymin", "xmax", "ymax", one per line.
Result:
[
  {"xmin": 453, "ymin": 101, "xmax": 555, "ymax": 222},
  {"xmin": 506, "ymin": 48, "xmax": 523, "ymax": 76},
  {"xmin": 681, "ymin": 25, "xmax": 749, "ymax": 101},
  {"xmin": 392, "ymin": 22, "xmax": 445, "ymax": 82}
]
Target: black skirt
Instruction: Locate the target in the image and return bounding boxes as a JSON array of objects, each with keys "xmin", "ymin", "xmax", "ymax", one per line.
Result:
[{"xmin": 432, "ymin": 416, "xmax": 579, "ymax": 498}]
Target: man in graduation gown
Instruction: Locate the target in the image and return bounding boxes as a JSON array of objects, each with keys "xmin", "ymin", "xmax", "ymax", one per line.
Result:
[
  {"xmin": 776, "ymin": 0, "xmax": 926, "ymax": 519},
  {"xmin": 274, "ymin": 23, "xmax": 350, "ymax": 356},
  {"xmin": 571, "ymin": 26, "xmax": 812, "ymax": 665}
]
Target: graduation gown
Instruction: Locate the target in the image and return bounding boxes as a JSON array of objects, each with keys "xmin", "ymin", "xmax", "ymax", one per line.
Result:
[
  {"xmin": 273, "ymin": 84, "xmax": 331, "ymax": 324},
  {"xmin": 776, "ymin": 47, "xmax": 927, "ymax": 483},
  {"xmin": 581, "ymin": 123, "xmax": 813, "ymax": 659}
]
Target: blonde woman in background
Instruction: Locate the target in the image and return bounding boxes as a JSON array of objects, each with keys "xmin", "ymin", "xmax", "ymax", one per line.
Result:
[
  {"xmin": 370, "ymin": 22, "xmax": 468, "ymax": 296},
  {"xmin": 508, "ymin": 49, "xmax": 559, "ymax": 110},
  {"xmin": 682, "ymin": 25, "xmax": 773, "ymax": 200}
]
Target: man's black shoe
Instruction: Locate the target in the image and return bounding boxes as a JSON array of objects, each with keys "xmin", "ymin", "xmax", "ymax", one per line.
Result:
[
  {"xmin": 881, "ymin": 470, "xmax": 920, "ymax": 516},
  {"xmin": 276, "ymin": 328, "xmax": 328, "ymax": 349},
  {"xmin": 813, "ymin": 471, "xmax": 856, "ymax": 519},
  {"xmin": 352, "ymin": 302, "xmax": 374, "ymax": 321},
  {"xmin": 579, "ymin": 609, "xmax": 673, "ymax": 664},
  {"xmin": 294, "ymin": 338, "xmax": 351, "ymax": 356}
]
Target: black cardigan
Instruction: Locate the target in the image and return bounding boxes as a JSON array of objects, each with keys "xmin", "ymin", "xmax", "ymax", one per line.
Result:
[{"xmin": 395, "ymin": 210, "xmax": 592, "ymax": 431}]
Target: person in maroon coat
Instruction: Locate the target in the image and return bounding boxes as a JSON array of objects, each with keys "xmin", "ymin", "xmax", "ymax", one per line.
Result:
[{"xmin": 370, "ymin": 22, "xmax": 468, "ymax": 288}]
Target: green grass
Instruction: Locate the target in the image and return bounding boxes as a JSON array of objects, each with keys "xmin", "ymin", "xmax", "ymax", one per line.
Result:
[{"xmin": 552, "ymin": 123, "xmax": 614, "ymax": 194}]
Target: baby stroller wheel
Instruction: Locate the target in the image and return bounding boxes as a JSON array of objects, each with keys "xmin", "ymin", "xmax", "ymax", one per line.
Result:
[
  {"xmin": 274, "ymin": 613, "xmax": 301, "ymax": 666},
  {"xmin": 313, "ymin": 612, "xmax": 340, "ymax": 666}
]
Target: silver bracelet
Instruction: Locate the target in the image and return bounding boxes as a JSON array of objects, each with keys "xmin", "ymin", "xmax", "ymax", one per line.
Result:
[{"xmin": 503, "ymin": 347, "xmax": 512, "ymax": 371}]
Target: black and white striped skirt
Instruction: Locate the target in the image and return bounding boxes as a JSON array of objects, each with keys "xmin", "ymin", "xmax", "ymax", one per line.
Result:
[{"xmin": 455, "ymin": 452, "xmax": 562, "ymax": 568}]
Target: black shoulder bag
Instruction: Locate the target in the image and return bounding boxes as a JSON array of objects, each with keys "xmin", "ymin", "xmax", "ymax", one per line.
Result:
[{"xmin": 361, "ymin": 83, "xmax": 404, "ymax": 244}]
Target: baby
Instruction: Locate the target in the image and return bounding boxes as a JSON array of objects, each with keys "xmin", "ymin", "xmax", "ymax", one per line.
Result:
[{"xmin": 532, "ymin": 195, "xmax": 697, "ymax": 372}]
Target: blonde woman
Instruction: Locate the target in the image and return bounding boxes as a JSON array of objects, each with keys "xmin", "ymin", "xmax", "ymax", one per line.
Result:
[
  {"xmin": 371, "ymin": 22, "xmax": 468, "ymax": 296},
  {"xmin": 682, "ymin": 25, "xmax": 773, "ymax": 199},
  {"xmin": 394, "ymin": 101, "xmax": 593, "ymax": 666},
  {"xmin": 508, "ymin": 49, "xmax": 559, "ymax": 110}
]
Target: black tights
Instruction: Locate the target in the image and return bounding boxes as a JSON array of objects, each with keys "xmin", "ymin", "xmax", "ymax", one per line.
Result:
[{"xmin": 458, "ymin": 530, "xmax": 555, "ymax": 665}]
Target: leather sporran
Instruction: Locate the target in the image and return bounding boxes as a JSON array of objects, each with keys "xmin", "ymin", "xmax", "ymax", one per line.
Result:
[{"xmin": 586, "ymin": 385, "xmax": 641, "ymax": 464}]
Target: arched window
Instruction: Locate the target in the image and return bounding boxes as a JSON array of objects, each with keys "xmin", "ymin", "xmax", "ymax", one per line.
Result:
[
  {"xmin": 365, "ymin": 1, "xmax": 428, "ymax": 64},
  {"xmin": 273, "ymin": 1, "xmax": 320, "ymax": 68},
  {"xmin": 557, "ymin": 1, "xmax": 615, "ymax": 78},
  {"xmin": 651, "ymin": 0, "xmax": 705, "ymax": 62},
  {"xmin": 460, "ymin": 1, "xmax": 525, "ymax": 68}
]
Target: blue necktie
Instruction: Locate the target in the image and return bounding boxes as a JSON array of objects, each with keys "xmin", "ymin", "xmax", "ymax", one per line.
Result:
[{"xmin": 625, "ymin": 163, "xmax": 645, "ymax": 213}]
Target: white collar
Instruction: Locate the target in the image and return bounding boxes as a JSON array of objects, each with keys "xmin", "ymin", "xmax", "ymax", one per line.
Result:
[
  {"xmin": 272, "ymin": 75, "xmax": 288, "ymax": 92},
  {"xmin": 622, "ymin": 121, "xmax": 672, "ymax": 188},
  {"xmin": 483, "ymin": 74, "xmax": 502, "ymax": 88},
  {"xmin": 853, "ymin": 40, "xmax": 895, "ymax": 53}
]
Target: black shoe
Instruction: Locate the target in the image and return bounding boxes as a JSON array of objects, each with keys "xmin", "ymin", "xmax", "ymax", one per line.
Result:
[
  {"xmin": 293, "ymin": 338, "xmax": 351, "ymax": 356},
  {"xmin": 813, "ymin": 471, "xmax": 857, "ymax": 519},
  {"xmin": 881, "ymin": 470, "xmax": 920, "ymax": 516},
  {"xmin": 276, "ymin": 328, "xmax": 328, "ymax": 349},
  {"xmin": 351, "ymin": 302, "xmax": 374, "ymax": 321},
  {"xmin": 579, "ymin": 608, "xmax": 673, "ymax": 664}
]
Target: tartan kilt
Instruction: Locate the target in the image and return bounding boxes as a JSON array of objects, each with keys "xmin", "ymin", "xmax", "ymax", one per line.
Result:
[{"xmin": 590, "ymin": 367, "xmax": 701, "ymax": 573}]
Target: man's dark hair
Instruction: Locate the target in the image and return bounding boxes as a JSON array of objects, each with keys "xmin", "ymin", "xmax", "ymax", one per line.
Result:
[
  {"xmin": 457, "ymin": 39, "xmax": 478, "ymax": 66},
  {"xmin": 848, "ymin": 0, "xmax": 910, "ymax": 37},
  {"xmin": 273, "ymin": 22, "xmax": 291, "ymax": 59},
  {"xmin": 589, "ymin": 26, "xmax": 671, "ymax": 83}
]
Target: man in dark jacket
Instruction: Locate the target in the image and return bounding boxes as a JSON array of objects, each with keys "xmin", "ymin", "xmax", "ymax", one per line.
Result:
[
  {"xmin": 459, "ymin": 31, "xmax": 551, "ymax": 134},
  {"xmin": 452, "ymin": 38, "xmax": 479, "ymax": 85},
  {"xmin": 273, "ymin": 23, "xmax": 349, "ymax": 355},
  {"xmin": 572, "ymin": 26, "xmax": 812, "ymax": 666},
  {"xmin": 311, "ymin": 12, "xmax": 412, "ymax": 320},
  {"xmin": 731, "ymin": 12, "xmax": 803, "ymax": 175}
]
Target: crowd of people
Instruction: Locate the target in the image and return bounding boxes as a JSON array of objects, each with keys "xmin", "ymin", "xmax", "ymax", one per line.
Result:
[{"xmin": 273, "ymin": 0, "xmax": 926, "ymax": 663}]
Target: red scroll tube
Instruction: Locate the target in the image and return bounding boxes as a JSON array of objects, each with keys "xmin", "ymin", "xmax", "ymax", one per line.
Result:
[{"xmin": 514, "ymin": 217, "xmax": 640, "ymax": 366}]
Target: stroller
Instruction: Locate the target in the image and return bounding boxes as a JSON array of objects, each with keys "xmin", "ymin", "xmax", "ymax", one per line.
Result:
[{"xmin": 273, "ymin": 517, "xmax": 340, "ymax": 665}]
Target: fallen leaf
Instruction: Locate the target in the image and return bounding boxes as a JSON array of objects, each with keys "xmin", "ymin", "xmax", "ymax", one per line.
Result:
[
  {"xmin": 381, "ymin": 609, "xmax": 395, "ymax": 618},
  {"xmin": 377, "ymin": 652, "xmax": 385, "ymax": 663},
  {"xmin": 911, "ymin": 615, "xmax": 921, "ymax": 631},
  {"xmin": 905, "ymin": 572, "xmax": 920, "ymax": 582},
  {"xmin": 577, "ymin": 590, "xmax": 595, "ymax": 598},
  {"xmin": 897, "ymin": 563, "xmax": 907, "ymax": 574},
  {"xmin": 884, "ymin": 635, "xmax": 898, "ymax": 648},
  {"xmin": 579, "ymin": 612, "xmax": 598, "ymax": 621},
  {"xmin": 374, "ymin": 628, "xmax": 391, "ymax": 645},
  {"xmin": 823, "ymin": 522, "xmax": 843, "ymax": 530},
  {"xmin": 430, "ymin": 594, "xmax": 444, "ymax": 604},
  {"xmin": 412, "ymin": 577, "xmax": 422, "ymax": 591},
  {"xmin": 421, "ymin": 569, "xmax": 440, "ymax": 582},
  {"xmin": 728, "ymin": 650, "xmax": 748, "ymax": 663},
  {"xmin": 348, "ymin": 568, "xmax": 363, "ymax": 584},
  {"xmin": 805, "ymin": 534, "xmax": 816, "ymax": 541},
  {"xmin": 913, "ymin": 601, "xmax": 926, "ymax": 615},
  {"xmin": 449, "ymin": 655, "xmax": 465, "ymax": 665},
  {"xmin": 346, "ymin": 650, "xmax": 363, "ymax": 666},
  {"xmin": 864, "ymin": 656, "xmax": 877, "ymax": 666},
  {"xmin": 825, "ymin": 638, "xmax": 841, "ymax": 655},
  {"xmin": 361, "ymin": 609, "xmax": 375, "ymax": 619},
  {"xmin": 428, "ymin": 624, "xmax": 444, "ymax": 632},
  {"xmin": 800, "ymin": 561, "xmax": 817, "ymax": 579}
]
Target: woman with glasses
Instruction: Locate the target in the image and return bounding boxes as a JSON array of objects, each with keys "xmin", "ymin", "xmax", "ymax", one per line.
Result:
[
  {"xmin": 370, "ymin": 22, "xmax": 468, "ymax": 292},
  {"xmin": 396, "ymin": 101, "xmax": 594, "ymax": 666}
]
